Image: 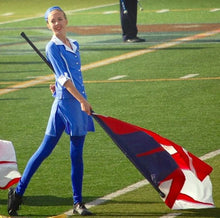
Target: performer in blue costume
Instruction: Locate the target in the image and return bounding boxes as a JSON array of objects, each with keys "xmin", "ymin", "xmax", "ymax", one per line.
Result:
[{"xmin": 8, "ymin": 6, "xmax": 94, "ymax": 216}]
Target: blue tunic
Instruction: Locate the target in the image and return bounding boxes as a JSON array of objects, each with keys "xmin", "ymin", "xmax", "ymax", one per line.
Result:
[{"xmin": 45, "ymin": 35, "xmax": 94, "ymax": 136}]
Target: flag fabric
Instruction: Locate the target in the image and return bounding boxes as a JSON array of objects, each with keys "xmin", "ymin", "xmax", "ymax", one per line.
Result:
[
  {"xmin": 92, "ymin": 113, "xmax": 215, "ymax": 209},
  {"xmin": 0, "ymin": 139, "xmax": 21, "ymax": 190}
]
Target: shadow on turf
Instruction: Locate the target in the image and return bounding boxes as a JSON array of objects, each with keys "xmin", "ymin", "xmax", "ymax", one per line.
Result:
[
  {"xmin": 88, "ymin": 199, "xmax": 220, "ymax": 217},
  {"xmin": 23, "ymin": 195, "xmax": 75, "ymax": 206},
  {"xmin": 0, "ymin": 195, "xmax": 72, "ymax": 207},
  {"xmin": 91, "ymin": 208, "xmax": 220, "ymax": 217},
  {"xmin": 179, "ymin": 208, "xmax": 220, "ymax": 218},
  {"xmin": 0, "ymin": 97, "xmax": 29, "ymax": 101},
  {"xmin": 11, "ymin": 195, "xmax": 96, "ymax": 207},
  {"xmin": 0, "ymin": 61, "xmax": 43, "ymax": 65}
]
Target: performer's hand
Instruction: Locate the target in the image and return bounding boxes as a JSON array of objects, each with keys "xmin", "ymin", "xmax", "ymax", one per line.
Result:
[
  {"xmin": 49, "ymin": 84, "xmax": 55, "ymax": 94},
  {"xmin": 80, "ymin": 99, "xmax": 92, "ymax": 115}
]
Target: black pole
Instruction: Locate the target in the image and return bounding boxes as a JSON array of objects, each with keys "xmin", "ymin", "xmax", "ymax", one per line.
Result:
[{"xmin": 20, "ymin": 32, "xmax": 54, "ymax": 72}]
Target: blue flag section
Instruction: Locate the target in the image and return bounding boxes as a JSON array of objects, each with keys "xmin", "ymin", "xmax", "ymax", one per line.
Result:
[{"xmin": 92, "ymin": 113, "xmax": 214, "ymax": 209}]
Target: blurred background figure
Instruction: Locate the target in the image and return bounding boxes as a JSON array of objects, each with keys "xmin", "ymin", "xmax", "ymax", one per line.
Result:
[{"xmin": 119, "ymin": 0, "xmax": 145, "ymax": 42}]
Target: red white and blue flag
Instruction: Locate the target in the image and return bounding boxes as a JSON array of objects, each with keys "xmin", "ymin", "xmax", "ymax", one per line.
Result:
[
  {"xmin": 92, "ymin": 113, "xmax": 215, "ymax": 209},
  {"xmin": 0, "ymin": 139, "xmax": 21, "ymax": 190}
]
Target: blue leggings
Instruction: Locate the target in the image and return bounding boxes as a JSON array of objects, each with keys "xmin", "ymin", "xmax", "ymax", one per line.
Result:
[{"xmin": 16, "ymin": 134, "xmax": 85, "ymax": 204}]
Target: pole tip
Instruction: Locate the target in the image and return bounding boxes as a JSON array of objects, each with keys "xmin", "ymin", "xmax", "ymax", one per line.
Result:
[{"xmin": 160, "ymin": 192, "xmax": 166, "ymax": 198}]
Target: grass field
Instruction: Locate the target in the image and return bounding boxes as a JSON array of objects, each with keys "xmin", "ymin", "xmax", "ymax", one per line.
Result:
[{"xmin": 0, "ymin": 0, "xmax": 220, "ymax": 217}]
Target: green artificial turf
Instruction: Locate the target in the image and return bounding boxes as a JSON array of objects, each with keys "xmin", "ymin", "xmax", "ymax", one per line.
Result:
[{"xmin": 0, "ymin": 0, "xmax": 219, "ymax": 217}]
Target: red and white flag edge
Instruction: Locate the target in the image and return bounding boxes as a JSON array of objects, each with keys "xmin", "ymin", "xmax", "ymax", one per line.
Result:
[{"xmin": 0, "ymin": 139, "xmax": 21, "ymax": 190}]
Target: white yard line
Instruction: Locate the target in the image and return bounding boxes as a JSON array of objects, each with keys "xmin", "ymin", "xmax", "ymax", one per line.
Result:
[
  {"xmin": 108, "ymin": 75, "xmax": 127, "ymax": 80},
  {"xmin": 86, "ymin": 180, "xmax": 149, "ymax": 208},
  {"xmin": 156, "ymin": 9, "xmax": 170, "ymax": 13},
  {"xmin": 66, "ymin": 3, "xmax": 117, "ymax": 14},
  {"xmin": 200, "ymin": 149, "xmax": 220, "ymax": 161},
  {"xmin": 63, "ymin": 149, "xmax": 220, "ymax": 216},
  {"xmin": 210, "ymin": 8, "xmax": 220, "ymax": 12},
  {"xmin": 0, "ymin": 16, "xmax": 40, "ymax": 25},
  {"xmin": 180, "ymin": 74, "xmax": 199, "ymax": 79}
]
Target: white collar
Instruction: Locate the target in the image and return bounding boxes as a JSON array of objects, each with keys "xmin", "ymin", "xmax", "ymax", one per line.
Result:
[{"xmin": 51, "ymin": 35, "xmax": 77, "ymax": 53}]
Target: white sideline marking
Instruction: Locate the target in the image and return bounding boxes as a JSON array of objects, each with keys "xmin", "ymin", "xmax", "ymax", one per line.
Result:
[
  {"xmin": 210, "ymin": 8, "xmax": 220, "ymax": 12},
  {"xmin": 64, "ymin": 149, "xmax": 220, "ymax": 216},
  {"xmin": 180, "ymin": 74, "xmax": 199, "ymax": 79},
  {"xmin": 103, "ymin": 11, "xmax": 118, "ymax": 15},
  {"xmin": 2, "ymin": 12, "xmax": 14, "ymax": 16},
  {"xmin": 108, "ymin": 75, "xmax": 127, "ymax": 80},
  {"xmin": 0, "ymin": 16, "xmax": 40, "ymax": 25},
  {"xmin": 200, "ymin": 149, "xmax": 220, "ymax": 161},
  {"xmin": 156, "ymin": 9, "xmax": 170, "ymax": 13},
  {"xmin": 67, "ymin": 3, "xmax": 117, "ymax": 14}
]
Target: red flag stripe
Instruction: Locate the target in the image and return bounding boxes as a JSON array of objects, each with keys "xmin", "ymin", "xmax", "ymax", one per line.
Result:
[
  {"xmin": 177, "ymin": 193, "xmax": 215, "ymax": 207},
  {"xmin": 136, "ymin": 146, "xmax": 164, "ymax": 157},
  {"xmin": 161, "ymin": 169, "xmax": 185, "ymax": 208},
  {"xmin": 0, "ymin": 161, "xmax": 17, "ymax": 164},
  {"xmin": 0, "ymin": 178, "xmax": 20, "ymax": 190}
]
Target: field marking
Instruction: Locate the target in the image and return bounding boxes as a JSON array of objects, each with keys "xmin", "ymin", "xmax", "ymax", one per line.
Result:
[
  {"xmin": 108, "ymin": 75, "xmax": 127, "ymax": 80},
  {"xmin": 66, "ymin": 3, "xmax": 117, "ymax": 14},
  {"xmin": 1, "ymin": 76, "xmax": 219, "ymax": 88},
  {"xmin": 180, "ymin": 74, "xmax": 199, "ymax": 79},
  {"xmin": 62, "ymin": 149, "xmax": 220, "ymax": 216},
  {"xmin": 156, "ymin": 9, "xmax": 170, "ymax": 13},
  {"xmin": 0, "ymin": 3, "xmax": 118, "ymax": 25},
  {"xmin": 0, "ymin": 82, "xmax": 17, "ymax": 85},
  {"xmin": 80, "ymin": 28, "xmax": 219, "ymax": 72},
  {"xmin": 1, "ymin": 12, "xmax": 14, "ymax": 16},
  {"xmin": 0, "ymin": 75, "xmax": 54, "ymax": 96},
  {"xmin": 1, "ymin": 28, "xmax": 220, "ymax": 97},
  {"xmin": 210, "ymin": 8, "xmax": 220, "ymax": 12},
  {"xmin": 85, "ymin": 76, "xmax": 220, "ymax": 84},
  {"xmin": 103, "ymin": 10, "xmax": 118, "ymax": 14},
  {"xmin": 1, "ymin": 6, "xmax": 219, "ymax": 25}
]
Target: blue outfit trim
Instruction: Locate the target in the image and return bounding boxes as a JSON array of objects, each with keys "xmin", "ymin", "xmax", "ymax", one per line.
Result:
[{"xmin": 16, "ymin": 35, "xmax": 94, "ymax": 205}]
